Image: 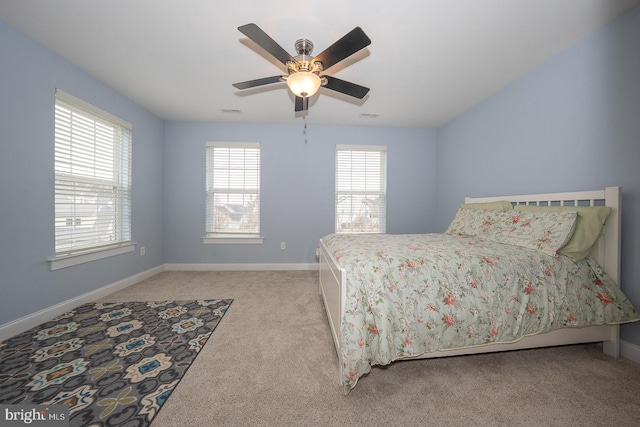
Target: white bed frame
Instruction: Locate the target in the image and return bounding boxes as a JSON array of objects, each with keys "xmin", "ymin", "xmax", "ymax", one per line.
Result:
[{"xmin": 319, "ymin": 187, "xmax": 622, "ymax": 384}]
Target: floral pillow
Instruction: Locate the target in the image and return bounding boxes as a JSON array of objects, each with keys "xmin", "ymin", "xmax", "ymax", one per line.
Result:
[
  {"xmin": 445, "ymin": 208, "xmax": 495, "ymax": 238},
  {"xmin": 484, "ymin": 210, "xmax": 578, "ymax": 256}
]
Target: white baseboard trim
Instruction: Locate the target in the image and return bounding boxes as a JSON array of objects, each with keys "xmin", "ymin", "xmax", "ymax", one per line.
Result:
[
  {"xmin": 620, "ymin": 339, "xmax": 640, "ymax": 364},
  {"xmin": 0, "ymin": 265, "xmax": 164, "ymax": 342},
  {"xmin": 163, "ymin": 262, "xmax": 319, "ymax": 271}
]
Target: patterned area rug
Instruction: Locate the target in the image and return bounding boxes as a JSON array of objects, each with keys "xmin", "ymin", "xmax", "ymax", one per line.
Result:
[{"xmin": 0, "ymin": 299, "xmax": 232, "ymax": 426}]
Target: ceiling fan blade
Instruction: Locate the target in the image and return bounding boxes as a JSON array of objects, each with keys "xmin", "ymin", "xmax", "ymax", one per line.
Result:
[
  {"xmin": 312, "ymin": 27, "xmax": 371, "ymax": 71},
  {"xmin": 233, "ymin": 75, "xmax": 283, "ymax": 90},
  {"xmin": 322, "ymin": 76, "xmax": 370, "ymax": 99},
  {"xmin": 294, "ymin": 96, "xmax": 309, "ymax": 112},
  {"xmin": 238, "ymin": 23, "xmax": 297, "ymax": 66}
]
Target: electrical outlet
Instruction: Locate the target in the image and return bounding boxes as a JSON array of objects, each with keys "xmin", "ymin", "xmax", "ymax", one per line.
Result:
[
  {"xmin": 140, "ymin": 247, "xmax": 145, "ymax": 256},
  {"xmin": 280, "ymin": 242, "xmax": 286, "ymax": 250}
]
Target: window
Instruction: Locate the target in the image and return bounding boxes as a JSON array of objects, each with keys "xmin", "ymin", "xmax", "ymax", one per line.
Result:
[
  {"xmin": 53, "ymin": 90, "xmax": 132, "ymax": 265},
  {"xmin": 335, "ymin": 145, "xmax": 387, "ymax": 233},
  {"xmin": 205, "ymin": 142, "xmax": 261, "ymax": 243}
]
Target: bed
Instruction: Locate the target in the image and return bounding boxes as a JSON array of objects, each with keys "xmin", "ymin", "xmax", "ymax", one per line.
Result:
[{"xmin": 318, "ymin": 187, "xmax": 639, "ymax": 394}]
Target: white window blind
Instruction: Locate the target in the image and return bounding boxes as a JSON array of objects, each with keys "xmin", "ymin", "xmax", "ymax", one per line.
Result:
[
  {"xmin": 54, "ymin": 90, "xmax": 132, "ymax": 257},
  {"xmin": 335, "ymin": 144, "xmax": 387, "ymax": 233},
  {"xmin": 206, "ymin": 142, "xmax": 260, "ymax": 236}
]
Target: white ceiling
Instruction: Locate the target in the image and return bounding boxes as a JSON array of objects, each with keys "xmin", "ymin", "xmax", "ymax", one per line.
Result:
[{"xmin": 1, "ymin": 0, "xmax": 638, "ymax": 128}]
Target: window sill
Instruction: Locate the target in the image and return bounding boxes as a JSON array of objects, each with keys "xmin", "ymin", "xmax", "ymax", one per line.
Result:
[
  {"xmin": 202, "ymin": 235, "xmax": 264, "ymax": 244},
  {"xmin": 49, "ymin": 242, "xmax": 136, "ymax": 271}
]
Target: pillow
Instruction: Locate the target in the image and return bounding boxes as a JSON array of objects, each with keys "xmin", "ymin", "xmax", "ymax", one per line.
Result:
[
  {"xmin": 461, "ymin": 200, "xmax": 513, "ymax": 211},
  {"xmin": 445, "ymin": 208, "xmax": 494, "ymax": 237},
  {"xmin": 484, "ymin": 209, "xmax": 578, "ymax": 256},
  {"xmin": 514, "ymin": 205, "xmax": 611, "ymax": 261}
]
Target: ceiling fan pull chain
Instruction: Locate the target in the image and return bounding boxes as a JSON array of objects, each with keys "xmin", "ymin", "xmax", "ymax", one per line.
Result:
[{"xmin": 303, "ymin": 115, "xmax": 308, "ymax": 143}]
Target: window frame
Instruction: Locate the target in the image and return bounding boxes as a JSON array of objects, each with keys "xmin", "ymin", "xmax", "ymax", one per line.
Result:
[
  {"xmin": 335, "ymin": 144, "xmax": 387, "ymax": 234},
  {"xmin": 50, "ymin": 90, "xmax": 134, "ymax": 270},
  {"xmin": 203, "ymin": 142, "xmax": 263, "ymax": 244}
]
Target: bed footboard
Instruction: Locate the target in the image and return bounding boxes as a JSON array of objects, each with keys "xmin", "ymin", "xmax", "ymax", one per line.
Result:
[{"xmin": 318, "ymin": 237, "xmax": 345, "ymax": 384}]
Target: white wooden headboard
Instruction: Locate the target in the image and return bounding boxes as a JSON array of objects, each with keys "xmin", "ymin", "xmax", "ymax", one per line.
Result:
[{"xmin": 465, "ymin": 187, "xmax": 621, "ymax": 286}]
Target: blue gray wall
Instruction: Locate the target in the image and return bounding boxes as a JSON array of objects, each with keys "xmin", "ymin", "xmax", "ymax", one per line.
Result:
[
  {"xmin": 163, "ymin": 122, "xmax": 437, "ymax": 264},
  {"xmin": 0, "ymin": 20, "xmax": 165, "ymax": 326},
  {"xmin": 435, "ymin": 6, "xmax": 640, "ymax": 344}
]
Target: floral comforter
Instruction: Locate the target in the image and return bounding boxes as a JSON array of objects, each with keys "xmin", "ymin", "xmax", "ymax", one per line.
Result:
[{"xmin": 322, "ymin": 233, "xmax": 639, "ymax": 394}]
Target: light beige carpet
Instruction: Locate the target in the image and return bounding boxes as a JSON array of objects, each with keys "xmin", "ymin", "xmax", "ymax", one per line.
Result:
[{"xmin": 101, "ymin": 270, "xmax": 640, "ymax": 427}]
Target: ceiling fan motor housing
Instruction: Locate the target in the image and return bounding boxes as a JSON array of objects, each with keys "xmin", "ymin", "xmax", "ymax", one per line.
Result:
[
  {"xmin": 290, "ymin": 39, "xmax": 322, "ymax": 74},
  {"xmin": 295, "ymin": 38, "xmax": 313, "ymax": 56}
]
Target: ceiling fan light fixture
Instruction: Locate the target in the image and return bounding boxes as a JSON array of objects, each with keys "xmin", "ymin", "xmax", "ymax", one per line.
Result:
[{"xmin": 286, "ymin": 71, "xmax": 321, "ymax": 98}]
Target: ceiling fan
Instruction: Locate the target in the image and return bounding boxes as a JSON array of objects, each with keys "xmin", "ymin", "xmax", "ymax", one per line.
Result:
[{"xmin": 232, "ymin": 23, "xmax": 371, "ymax": 114}]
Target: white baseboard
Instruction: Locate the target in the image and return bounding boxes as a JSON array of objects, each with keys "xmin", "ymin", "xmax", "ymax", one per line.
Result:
[
  {"xmin": 620, "ymin": 339, "xmax": 640, "ymax": 364},
  {"xmin": 0, "ymin": 265, "xmax": 164, "ymax": 341},
  {"xmin": 163, "ymin": 262, "xmax": 319, "ymax": 271}
]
